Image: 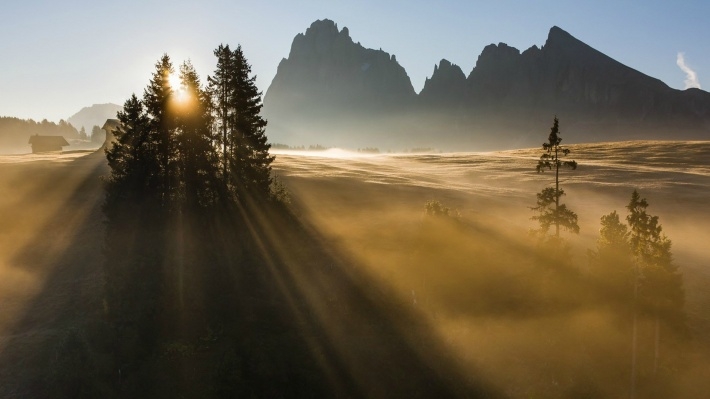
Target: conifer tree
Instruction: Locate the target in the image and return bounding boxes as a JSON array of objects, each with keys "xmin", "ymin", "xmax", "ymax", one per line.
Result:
[
  {"xmin": 105, "ymin": 94, "xmax": 156, "ymax": 209},
  {"xmin": 588, "ymin": 211, "xmax": 633, "ymax": 304},
  {"xmin": 231, "ymin": 45, "xmax": 273, "ymax": 196},
  {"xmin": 143, "ymin": 54, "xmax": 177, "ymax": 207},
  {"xmin": 208, "ymin": 44, "xmax": 274, "ymax": 199},
  {"xmin": 208, "ymin": 44, "xmax": 234, "ymax": 182},
  {"xmin": 91, "ymin": 125, "xmax": 104, "ymax": 144},
  {"xmin": 625, "ymin": 190, "xmax": 684, "ymax": 392},
  {"xmin": 533, "ymin": 117, "xmax": 579, "ymax": 237},
  {"xmin": 174, "ymin": 60, "xmax": 222, "ymax": 209}
]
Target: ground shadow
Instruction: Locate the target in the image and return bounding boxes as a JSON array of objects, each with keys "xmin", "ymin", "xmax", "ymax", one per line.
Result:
[
  {"xmin": 0, "ymin": 150, "xmax": 108, "ymax": 398},
  {"xmin": 0, "ymin": 149, "xmax": 503, "ymax": 398}
]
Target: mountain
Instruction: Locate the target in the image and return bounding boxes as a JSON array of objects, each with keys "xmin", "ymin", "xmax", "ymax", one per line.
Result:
[
  {"xmin": 419, "ymin": 59, "xmax": 467, "ymax": 107},
  {"xmin": 67, "ymin": 103, "xmax": 123, "ymax": 134},
  {"xmin": 263, "ymin": 19, "xmax": 416, "ymax": 147},
  {"xmin": 263, "ymin": 21, "xmax": 710, "ymax": 150}
]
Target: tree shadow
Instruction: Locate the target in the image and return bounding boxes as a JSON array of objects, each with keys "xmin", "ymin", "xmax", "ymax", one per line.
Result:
[
  {"xmin": 219, "ymin": 196, "xmax": 504, "ymax": 398},
  {"xmin": 0, "ymin": 150, "xmax": 109, "ymax": 398},
  {"xmin": 0, "ymin": 150, "xmax": 504, "ymax": 398}
]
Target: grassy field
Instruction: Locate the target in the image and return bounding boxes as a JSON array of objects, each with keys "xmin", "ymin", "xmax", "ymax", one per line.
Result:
[{"xmin": 0, "ymin": 141, "xmax": 708, "ymax": 397}]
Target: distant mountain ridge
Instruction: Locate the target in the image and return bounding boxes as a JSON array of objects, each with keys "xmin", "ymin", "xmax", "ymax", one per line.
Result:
[
  {"xmin": 68, "ymin": 103, "xmax": 122, "ymax": 134},
  {"xmin": 263, "ymin": 20, "xmax": 710, "ymax": 150}
]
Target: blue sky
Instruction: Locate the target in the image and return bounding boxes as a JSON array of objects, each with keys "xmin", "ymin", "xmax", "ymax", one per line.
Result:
[{"xmin": 1, "ymin": 0, "xmax": 708, "ymax": 122}]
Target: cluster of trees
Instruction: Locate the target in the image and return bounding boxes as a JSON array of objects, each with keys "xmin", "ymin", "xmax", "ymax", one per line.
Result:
[
  {"xmin": 75, "ymin": 125, "xmax": 107, "ymax": 143},
  {"xmin": 105, "ymin": 46, "xmax": 275, "ymax": 214},
  {"xmin": 101, "ymin": 44, "xmax": 281, "ymax": 395},
  {"xmin": 531, "ymin": 117, "xmax": 685, "ymax": 397}
]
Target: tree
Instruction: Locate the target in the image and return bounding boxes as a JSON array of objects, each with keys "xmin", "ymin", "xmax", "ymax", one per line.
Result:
[
  {"xmin": 174, "ymin": 60, "xmax": 222, "ymax": 209},
  {"xmin": 533, "ymin": 117, "xmax": 578, "ymax": 238},
  {"xmin": 143, "ymin": 54, "xmax": 177, "ymax": 208},
  {"xmin": 90, "ymin": 125, "xmax": 104, "ymax": 144},
  {"xmin": 105, "ymin": 94, "xmax": 157, "ymax": 209},
  {"xmin": 207, "ymin": 44, "xmax": 233, "ymax": 183},
  {"xmin": 78, "ymin": 126, "xmax": 88, "ymax": 141},
  {"xmin": 588, "ymin": 211, "xmax": 633, "ymax": 304},
  {"xmin": 625, "ymin": 190, "xmax": 684, "ymax": 397},
  {"xmin": 424, "ymin": 200, "xmax": 459, "ymax": 219},
  {"xmin": 208, "ymin": 44, "xmax": 274, "ymax": 199}
]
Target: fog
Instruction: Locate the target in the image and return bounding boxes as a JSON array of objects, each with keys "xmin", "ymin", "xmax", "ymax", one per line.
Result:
[
  {"xmin": 0, "ymin": 141, "xmax": 708, "ymax": 397},
  {"xmin": 272, "ymin": 140, "xmax": 710, "ymax": 397}
]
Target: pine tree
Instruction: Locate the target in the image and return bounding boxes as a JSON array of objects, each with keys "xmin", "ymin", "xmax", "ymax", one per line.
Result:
[
  {"xmin": 208, "ymin": 44, "xmax": 234, "ymax": 184},
  {"xmin": 104, "ymin": 94, "xmax": 157, "ymax": 209},
  {"xmin": 533, "ymin": 117, "xmax": 579, "ymax": 238},
  {"xmin": 174, "ymin": 60, "xmax": 221, "ymax": 209},
  {"xmin": 143, "ymin": 54, "xmax": 177, "ymax": 208},
  {"xmin": 91, "ymin": 125, "xmax": 104, "ymax": 144},
  {"xmin": 231, "ymin": 45, "xmax": 273, "ymax": 197},
  {"xmin": 625, "ymin": 190, "xmax": 685, "ymax": 397},
  {"xmin": 588, "ymin": 211, "xmax": 633, "ymax": 304},
  {"xmin": 208, "ymin": 44, "xmax": 274, "ymax": 199}
]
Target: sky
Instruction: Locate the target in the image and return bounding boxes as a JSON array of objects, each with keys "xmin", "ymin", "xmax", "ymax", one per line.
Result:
[{"xmin": 1, "ymin": 0, "xmax": 709, "ymax": 123}]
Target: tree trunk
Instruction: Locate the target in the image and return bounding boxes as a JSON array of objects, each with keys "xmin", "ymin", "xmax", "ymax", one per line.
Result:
[
  {"xmin": 654, "ymin": 315, "xmax": 660, "ymax": 374},
  {"xmin": 630, "ymin": 268, "xmax": 638, "ymax": 399},
  {"xmin": 555, "ymin": 147, "xmax": 560, "ymax": 238}
]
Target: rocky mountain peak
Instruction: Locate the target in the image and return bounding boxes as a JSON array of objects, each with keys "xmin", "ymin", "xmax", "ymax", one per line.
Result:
[
  {"xmin": 476, "ymin": 43, "xmax": 521, "ymax": 67},
  {"xmin": 420, "ymin": 59, "xmax": 466, "ymax": 104},
  {"xmin": 288, "ymin": 19, "xmax": 354, "ymax": 61},
  {"xmin": 264, "ymin": 20, "xmax": 710, "ymax": 149}
]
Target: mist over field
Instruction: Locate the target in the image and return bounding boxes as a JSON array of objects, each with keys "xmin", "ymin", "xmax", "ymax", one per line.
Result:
[
  {"xmin": 270, "ymin": 141, "xmax": 710, "ymax": 397},
  {"xmin": 0, "ymin": 140, "xmax": 708, "ymax": 397}
]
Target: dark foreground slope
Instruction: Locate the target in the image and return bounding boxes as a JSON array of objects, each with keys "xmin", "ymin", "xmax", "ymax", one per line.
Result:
[
  {"xmin": 263, "ymin": 20, "xmax": 710, "ymax": 150},
  {"xmin": 0, "ymin": 151, "xmax": 499, "ymax": 398},
  {"xmin": 0, "ymin": 151, "xmax": 109, "ymax": 397},
  {"xmin": 3, "ymin": 142, "xmax": 709, "ymax": 398}
]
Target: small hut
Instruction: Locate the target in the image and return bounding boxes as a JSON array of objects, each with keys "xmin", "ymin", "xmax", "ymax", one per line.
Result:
[{"xmin": 28, "ymin": 135, "xmax": 69, "ymax": 153}]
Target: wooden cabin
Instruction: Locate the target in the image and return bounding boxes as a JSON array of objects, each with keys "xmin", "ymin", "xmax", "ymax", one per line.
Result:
[{"xmin": 28, "ymin": 135, "xmax": 69, "ymax": 153}]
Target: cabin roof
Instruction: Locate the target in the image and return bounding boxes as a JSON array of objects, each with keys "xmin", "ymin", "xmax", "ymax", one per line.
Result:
[{"xmin": 28, "ymin": 135, "xmax": 69, "ymax": 146}]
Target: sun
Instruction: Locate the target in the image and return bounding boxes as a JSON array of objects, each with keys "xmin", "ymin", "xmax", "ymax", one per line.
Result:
[
  {"xmin": 167, "ymin": 72, "xmax": 182, "ymax": 91},
  {"xmin": 167, "ymin": 72, "xmax": 189, "ymax": 102}
]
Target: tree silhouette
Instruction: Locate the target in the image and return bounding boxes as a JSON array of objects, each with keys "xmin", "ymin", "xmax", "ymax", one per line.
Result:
[
  {"xmin": 625, "ymin": 190, "xmax": 685, "ymax": 397},
  {"xmin": 174, "ymin": 60, "xmax": 222, "ymax": 210},
  {"xmin": 143, "ymin": 54, "xmax": 177, "ymax": 207},
  {"xmin": 588, "ymin": 211, "xmax": 633, "ymax": 304},
  {"xmin": 532, "ymin": 117, "xmax": 578, "ymax": 237},
  {"xmin": 208, "ymin": 44, "xmax": 234, "ymax": 184},
  {"xmin": 208, "ymin": 44, "xmax": 274, "ymax": 199},
  {"xmin": 90, "ymin": 125, "xmax": 104, "ymax": 143}
]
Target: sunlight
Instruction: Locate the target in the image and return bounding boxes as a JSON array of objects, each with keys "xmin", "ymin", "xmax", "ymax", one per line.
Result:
[
  {"xmin": 271, "ymin": 148, "xmax": 381, "ymax": 159},
  {"xmin": 0, "ymin": 152, "xmax": 103, "ymax": 346},
  {"xmin": 167, "ymin": 72, "xmax": 189, "ymax": 102},
  {"xmin": 167, "ymin": 72, "xmax": 181, "ymax": 91}
]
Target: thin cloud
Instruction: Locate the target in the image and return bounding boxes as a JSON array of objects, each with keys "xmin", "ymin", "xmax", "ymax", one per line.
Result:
[{"xmin": 677, "ymin": 52, "xmax": 701, "ymax": 89}]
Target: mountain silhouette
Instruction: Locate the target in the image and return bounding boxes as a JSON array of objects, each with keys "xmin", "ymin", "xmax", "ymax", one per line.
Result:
[
  {"xmin": 67, "ymin": 103, "xmax": 123, "ymax": 134},
  {"xmin": 263, "ymin": 21, "xmax": 710, "ymax": 150}
]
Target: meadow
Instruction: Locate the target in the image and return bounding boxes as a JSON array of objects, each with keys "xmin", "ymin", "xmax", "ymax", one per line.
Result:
[{"xmin": 0, "ymin": 141, "xmax": 708, "ymax": 397}]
